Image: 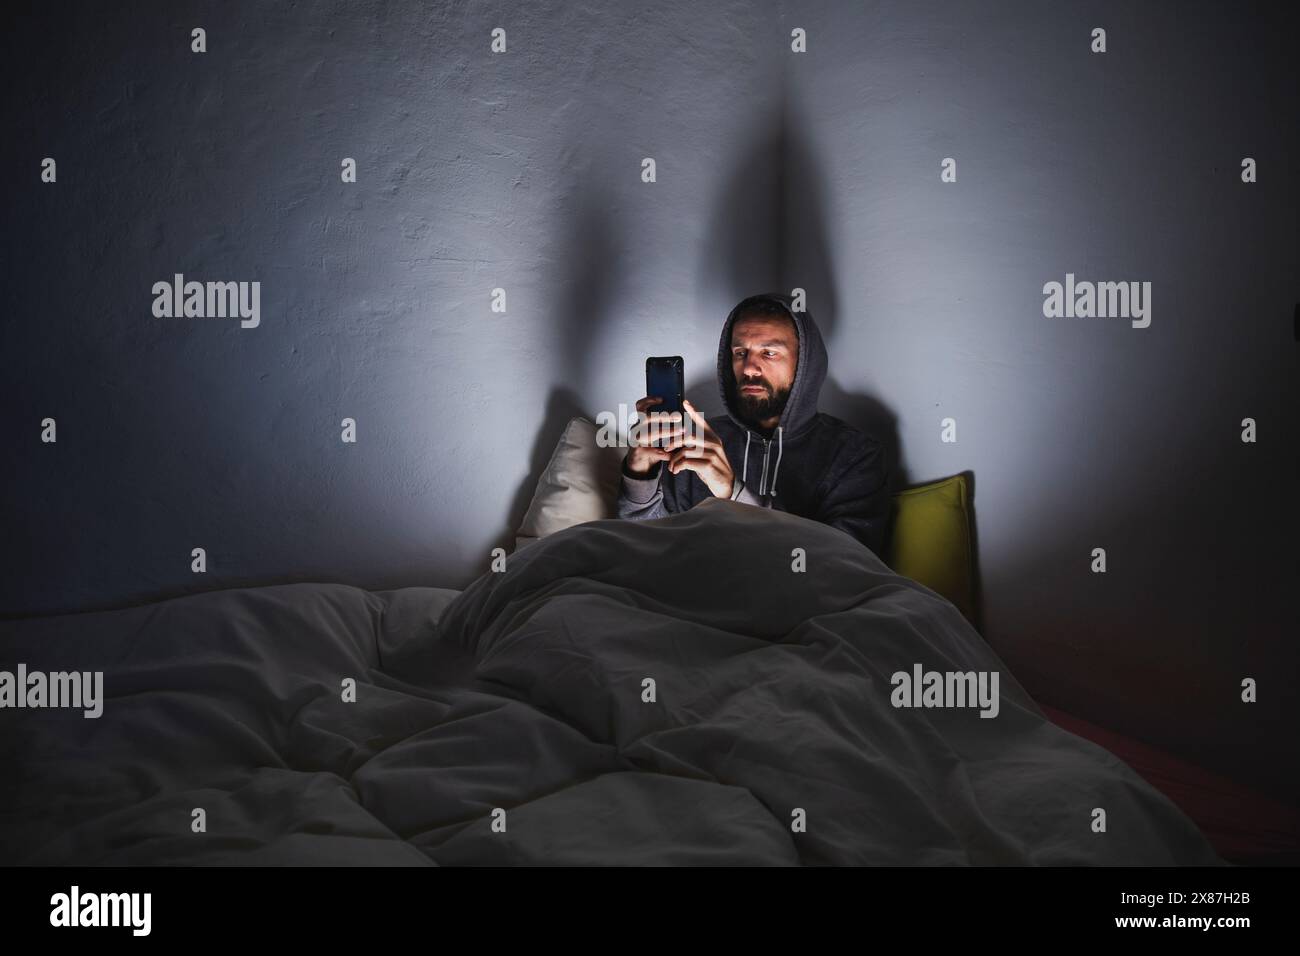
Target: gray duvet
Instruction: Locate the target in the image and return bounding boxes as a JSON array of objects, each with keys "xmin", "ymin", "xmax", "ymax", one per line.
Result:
[{"xmin": 1, "ymin": 497, "xmax": 1223, "ymax": 865}]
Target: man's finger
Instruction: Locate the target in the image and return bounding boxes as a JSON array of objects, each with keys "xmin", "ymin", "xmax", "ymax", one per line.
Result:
[
  {"xmin": 682, "ymin": 399, "xmax": 709, "ymax": 430},
  {"xmin": 645, "ymin": 424, "xmax": 686, "ymax": 445},
  {"xmin": 669, "ymin": 445, "xmax": 709, "ymax": 466},
  {"xmin": 634, "ymin": 396, "xmax": 662, "ymax": 413},
  {"xmin": 669, "ymin": 454, "xmax": 717, "ymax": 479},
  {"xmin": 630, "ymin": 412, "xmax": 685, "ymax": 446}
]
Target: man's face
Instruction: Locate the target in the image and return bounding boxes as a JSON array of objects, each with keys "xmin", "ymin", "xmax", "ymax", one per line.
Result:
[{"xmin": 729, "ymin": 314, "xmax": 799, "ymax": 430}]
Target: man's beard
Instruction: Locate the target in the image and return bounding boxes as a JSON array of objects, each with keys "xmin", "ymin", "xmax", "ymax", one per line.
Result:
[{"xmin": 734, "ymin": 378, "xmax": 791, "ymax": 430}]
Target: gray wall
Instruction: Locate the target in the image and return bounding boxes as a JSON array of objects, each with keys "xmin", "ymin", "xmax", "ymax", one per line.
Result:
[{"xmin": 3, "ymin": 1, "xmax": 1295, "ymax": 796}]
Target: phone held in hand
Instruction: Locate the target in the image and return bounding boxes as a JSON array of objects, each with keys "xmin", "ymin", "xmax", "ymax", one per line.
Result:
[{"xmin": 645, "ymin": 356, "xmax": 684, "ymax": 449}]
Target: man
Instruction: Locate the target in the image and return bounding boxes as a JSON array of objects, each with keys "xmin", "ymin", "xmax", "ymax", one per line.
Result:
[{"xmin": 617, "ymin": 292, "xmax": 893, "ymax": 557}]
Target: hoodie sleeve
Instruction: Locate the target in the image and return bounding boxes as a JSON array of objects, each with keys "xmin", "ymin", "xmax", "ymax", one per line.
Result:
[
  {"xmin": 814, "ymin": 435, "xmax": 893, "ymax": 559},
  {"xmin": 616, "ymin": 454, "xmax": 672, "ymax": 521},
  {"xmin": 731, "ymin": 480, "xmax": 766, "ymax": 507}
]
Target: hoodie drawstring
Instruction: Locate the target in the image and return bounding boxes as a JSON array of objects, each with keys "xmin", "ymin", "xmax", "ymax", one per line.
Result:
[
  {"xmin": 740, "ymin": 430, "xmax": 751, "ymax": 483},
  {"xmin": 769, "ymin": 426, "xmax": 783, "ymax": 495}
]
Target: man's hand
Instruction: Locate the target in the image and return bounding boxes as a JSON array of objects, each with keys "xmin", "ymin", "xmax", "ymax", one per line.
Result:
[
  {"xmin": 664, "ymin": 399, "xmax": 735, "ymax": 498},
  {"xmin": 626, "ymin": 395, "xmax": 685, "ymax": 476}
]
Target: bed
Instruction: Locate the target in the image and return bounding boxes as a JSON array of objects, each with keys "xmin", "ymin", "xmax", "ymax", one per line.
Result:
[{"xmin": 2, "ymin": 494, "xmax": 1248, "ymax": 866}]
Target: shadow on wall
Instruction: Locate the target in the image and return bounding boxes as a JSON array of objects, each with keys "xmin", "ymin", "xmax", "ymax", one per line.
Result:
[
  {"xmin": 777, "ymin": 97, "xmax": 908, "ymax": 484},
  {"xmin": 682, "ymin": 100, "xmax": 982, "ymax": 584},
  {"xmin": 498, "ymin": 161, "xmax": 622, "ymax": 552},
  {"xmin": 733, "ymin": 101, "xmax": 988, "ymax": 634},
  {"xmin": 500, "ymin": 94, "xmax": 992, "ymax": 607},
  {"xmin": 686, "ymin": 101, "xmax": 912, "ymax": 495}
]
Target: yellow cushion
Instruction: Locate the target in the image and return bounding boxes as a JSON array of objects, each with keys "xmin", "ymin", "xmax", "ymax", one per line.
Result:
[{"xmin": 887, "ymin": 474, "xmax": 977, "ymax": 626}]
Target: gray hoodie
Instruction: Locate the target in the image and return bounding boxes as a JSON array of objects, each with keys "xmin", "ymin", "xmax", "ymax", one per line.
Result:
[{"xmin": 616, "ymin": 292, "xmax": 893, "ymax": 557}]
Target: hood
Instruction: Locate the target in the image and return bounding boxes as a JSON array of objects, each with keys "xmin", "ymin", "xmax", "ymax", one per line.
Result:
[
  {"xmin": 715, "ymin": 292, "xmax": 827, "ymax": 440},
  {"xmin": 714, "ymin": 292, "xmax": 829, "ymax": 497}
]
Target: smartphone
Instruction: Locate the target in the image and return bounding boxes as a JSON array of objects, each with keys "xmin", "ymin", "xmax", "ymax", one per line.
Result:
[{"xmin": 645, "ymin": 356, "xmax": 684, "ymax": 448}]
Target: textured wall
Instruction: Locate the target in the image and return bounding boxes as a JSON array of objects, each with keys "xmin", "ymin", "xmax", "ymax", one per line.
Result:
[
  {"xmin": 4, "ymin": 0, "xmax": 784, "ymax": 602},
  {"xmin": 3, "ymin": 1, "xmax": 1295, "ymax": 796}
]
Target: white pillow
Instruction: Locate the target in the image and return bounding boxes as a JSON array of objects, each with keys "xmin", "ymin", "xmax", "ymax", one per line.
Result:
[{"xmin": 513, "ymin": 416, "xmax": 627, "ymax": 551}]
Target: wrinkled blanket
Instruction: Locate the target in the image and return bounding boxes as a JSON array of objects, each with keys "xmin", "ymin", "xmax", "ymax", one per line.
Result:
[{"xmin": 1, "ymin": 497, "xmax": 1223, "ymax": 865}]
